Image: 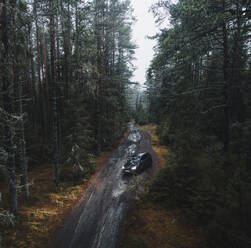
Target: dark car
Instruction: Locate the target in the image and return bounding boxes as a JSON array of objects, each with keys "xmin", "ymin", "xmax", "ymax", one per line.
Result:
[{"xmin": 122, "ymin": 152, "xmax": 152, "ymax": 175}]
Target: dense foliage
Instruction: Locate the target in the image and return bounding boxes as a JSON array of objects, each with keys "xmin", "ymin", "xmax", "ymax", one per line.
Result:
[
  {"xmin": 144, "ymin": 0, "xmax": 251, "ymax": 247},
  {"xmin": 0, "ymin": 0, "xmax": 135, "ymax": 216}
]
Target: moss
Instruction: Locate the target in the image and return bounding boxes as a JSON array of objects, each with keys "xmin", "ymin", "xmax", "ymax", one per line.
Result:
[
  {"xmin": 122, "ymin": 202, "xmax": 203, "ymax": 248},
  {"xmin": 0, "ymin": 149, "xmax": 116, "ymax": 248},
  {"xmin": 122, "ymin": 125, "xmax": 204, "ymax": 248},
  {"xmin": 139, "ymin": 124, "xmax": 169, "ymax": 167}
]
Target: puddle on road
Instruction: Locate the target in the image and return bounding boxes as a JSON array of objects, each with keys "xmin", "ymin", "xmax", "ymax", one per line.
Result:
[
  {"xmin": 111, "ymin": 125, "xmax": 141, "ymax": 199},
  {"xmin": 92, "ymin": 202, "xmax": 124, "ymax": 248},
  {"xmin": 112, "ymin": 159, "xmax": 129, "ymax": 199},
  {"xmin": 126, "ymin": 144, "xmax": 137, "ymax": 156},
  {"xmin": 128, "ymin": 130, "xmax": 141, "ymax": 143},
  {"xmin": 112, "ymin": 181, "xmax": 127, "ymax": 198}
]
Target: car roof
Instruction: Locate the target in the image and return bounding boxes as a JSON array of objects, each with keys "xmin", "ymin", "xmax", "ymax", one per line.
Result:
[{"xmin": 133, "ymin": 152, "xmax": 148, "ymax": 158}]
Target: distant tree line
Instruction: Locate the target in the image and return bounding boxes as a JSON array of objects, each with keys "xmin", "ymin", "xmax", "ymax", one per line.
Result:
[
  {"xmin": 0, "ymin": 0, "xmax": 135, "ymax": 215},
  {"xmin": 142, "ymin": 0, "xmax": 251, "ymax": 247}
]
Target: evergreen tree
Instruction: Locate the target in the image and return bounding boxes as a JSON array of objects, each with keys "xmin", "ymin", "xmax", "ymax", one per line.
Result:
[
  {"xmin": 146, "ymin": 0, "xmax": 251, "ymax": 247},
  {"xmin": 0, "ymin": 0, "xmax": 136, "ymax": 213}
]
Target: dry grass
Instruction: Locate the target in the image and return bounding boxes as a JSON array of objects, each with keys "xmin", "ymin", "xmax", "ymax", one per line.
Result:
[
  {"xmin": 123, "ymin": 202, "xmax": 203, "ymax": 248},
  {"xmin": 139, "ymin": 124, "xmax": 168, "ymax": 167},
  {"xmin": 122, "ymin": 124, "xmax": 202, "ymax": 248},
  {"xmin": 0, "ymin": 149, "xmax": 117, "ymax": 248}
]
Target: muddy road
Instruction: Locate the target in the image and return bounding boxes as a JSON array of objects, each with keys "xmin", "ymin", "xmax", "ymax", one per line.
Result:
[{"xmin": 50, "ymin": 123, "xmax": 158, "ymax": 248}]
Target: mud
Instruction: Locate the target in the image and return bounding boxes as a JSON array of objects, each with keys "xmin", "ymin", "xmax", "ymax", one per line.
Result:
[{"xmin": 50, "ymin": 123, "xmax": 158, "ymax": 248}]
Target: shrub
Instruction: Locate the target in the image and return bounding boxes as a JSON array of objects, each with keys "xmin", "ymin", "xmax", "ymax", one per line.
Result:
[{"xmin": 147, "ymin": 148, "xmax": 251, "ymax": 247}]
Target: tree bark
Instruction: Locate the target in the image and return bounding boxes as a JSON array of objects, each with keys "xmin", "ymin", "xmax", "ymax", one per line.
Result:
[
  {"xmin": 34, "ymin": 0, "xmax": 46, "ymax": 140},
  {"xmin": 95, "ymin": 0, "xmax": 102, "ymax": 153},
  {"xmin": 42, "ymin": 30, "xmax": 49, "ymax": 106},
  {"xmin": 1, "ymin": 0, "xmax": 18, "ymax": 215},
  {"xmin": 222, "ymin": 0, "xmax": 230, "ymax": 153},
  {"xmin": 60, "ymin": 0, "xmax": 69, "ymax": 99},
  {"xmin": 18, "ymin": 72, "xmax": 29, "ymax": 197},
  {"xmin": 28, "ymin": 23, "xmax": 36, "ymax": 127},
  {"xmin": 67, "ymin": 2, "xmax": 72, "ymax": 97},
  {"xmin": 50, "ymin": 0, "xmax": 60, "ymax": 186}
]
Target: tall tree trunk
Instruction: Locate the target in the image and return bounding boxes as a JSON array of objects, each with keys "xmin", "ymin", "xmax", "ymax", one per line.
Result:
[
  {"xmin": 95, "ymin": 0, "xmax": 102, "ymax": 153},
  {"xmin": 50, "ymin": 0, "xmax": 60, "ymax": 186},
  {"xmin": 56, "ymin": 3, "xmax": 60, "ymax": 81},
  {"xmin": 34, "ymin": 0, "xmax": 41, "ymax": 91},
  {"xmin": 231, "ymin": 2, "xmax": 243, "ymax": 123},
  {"xmin": 18, "ymin": 73, "xmax": 29, "ymax": 197},
  {"xmin": 222, "ymin": 0, "xmax": 230, "ymax": 153},
  {"xmin": 28, "ymin": 23, "xmax": 36, "ymax": 127},
  {"xmin": 34, "ymin": 0, "xmax": 46, "ymax": 140},
  {"xmin": 42, "ymin": 30, "xmax": 49, "ymax": 106},
  {"xmin": 1, "ymin": 0, "xmax": 18, "ymax": 215},
  {"xmin": 60, "ymin": 0, "xmax": 69, "ymax": 99},
  {"xmin": 75, "ymin": 3, "xmax": 80, "ymax": 90},
  {"xmin": 67, "ymin": 2, "xmax": 72, "ymax": 97},
  {"xmin": 97, "ymin": 0, "xmax": 106, "ymax": 150},
  {"xmin": 10, "ymin": 0, "xmax": 18, "ymax": 215},
  {"xmin": 42, "ymin": 30, "xmax": 50, "ymax": 142}
]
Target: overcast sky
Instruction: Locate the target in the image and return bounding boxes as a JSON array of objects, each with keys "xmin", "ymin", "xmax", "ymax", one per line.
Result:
[{"xmin": 130, "ymin": 0, "xmax": 158, "ymax": 85}]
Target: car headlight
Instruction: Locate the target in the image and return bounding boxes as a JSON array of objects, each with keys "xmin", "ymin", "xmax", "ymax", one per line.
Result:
[{"xmin": 131, "ymin": 166, "xmax": 137, "ymax": 170}]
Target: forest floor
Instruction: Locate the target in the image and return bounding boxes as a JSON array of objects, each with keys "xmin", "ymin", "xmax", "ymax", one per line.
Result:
[
  {"xmin": 0, "ymin": 134, "xmax": 127, "ymax": 248},
  {"xmin": 0, "ymin": 125, "xmax": 204, "ymax": 248},
  {"xmin": 50, "ymin": 122, "xmax": 156, "ymax": 248},
  {"xmin": 120, "ymin": 125, "xmax": 204, "ymax": 248}
]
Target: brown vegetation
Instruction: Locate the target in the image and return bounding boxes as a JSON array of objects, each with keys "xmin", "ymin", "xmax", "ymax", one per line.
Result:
[
  {"xmin": 122, "ymin": 125, "xmax": 202, "ymax": 248},
  {"xmin": 0, "ymin": 150, "xmax": 114, "ymax": 248},
  {"xmin": 123, "ymin": 202, "xmax": 202, "ymax": 248},
  {"xmin": 139, "ymin": 125, "xmax": 168, "ymax": 167}
]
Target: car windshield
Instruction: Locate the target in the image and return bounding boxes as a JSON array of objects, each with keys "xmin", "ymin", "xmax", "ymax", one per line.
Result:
[{"xmin": 129, "ymin": 156, "xmax": 140, "ymax": 164}]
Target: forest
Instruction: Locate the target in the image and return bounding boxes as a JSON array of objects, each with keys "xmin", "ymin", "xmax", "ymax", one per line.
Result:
[
  {"xmin": 0, "ymin": 0, "xmax": 136, "ymax": 245},
  {"xmin": 0, "ymin": 0, "xmax": 251, "ymax": 247},
  {"xmin": 136, "ymin": 0, "xmax": 251, "ymax": 247}
]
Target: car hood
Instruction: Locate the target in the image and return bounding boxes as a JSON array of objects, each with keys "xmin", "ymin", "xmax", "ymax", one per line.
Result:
[{"xmin": 124, "ymin": 160, "xmax": 139, "ymax": 169}]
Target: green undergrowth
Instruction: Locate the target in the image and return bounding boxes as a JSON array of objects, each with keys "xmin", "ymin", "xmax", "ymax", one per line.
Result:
[
  {"xmin": 146, "ymin": 124, "xmax": 251, "ymax": 248},
  {"xmin": 122, "ymin": 125, "xmax": 204, "ymax": 248},
  {"xmin": 124, "ymin": 124, "xmax": 251, "ymax": 248},
  {"xmin": 121, "ymin": 200, "xmax": 204, "ymax": 248},
  {"xmin": 0, "ymin": 148, "xmax": 116, "ymax": 248}
]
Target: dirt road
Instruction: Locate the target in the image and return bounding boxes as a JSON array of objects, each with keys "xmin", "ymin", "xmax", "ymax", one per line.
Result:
[{"xmin": 50, "ymin": 123, "xmax": 158, "ymax": 248}]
